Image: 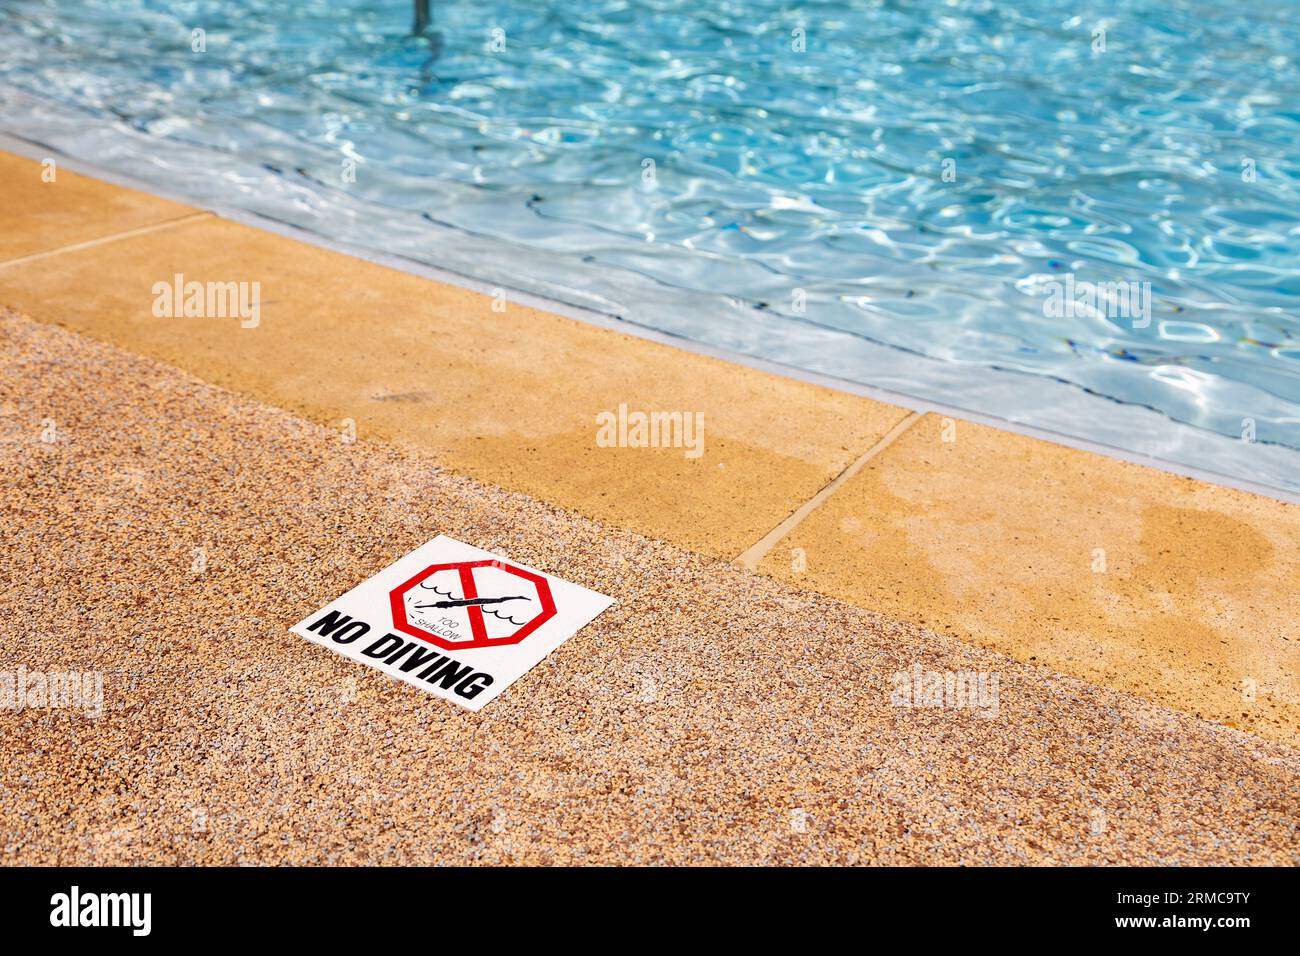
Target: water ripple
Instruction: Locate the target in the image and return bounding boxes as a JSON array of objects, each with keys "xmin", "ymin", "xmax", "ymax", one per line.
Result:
[{"xmin": 2, "ymin": 0, "xmax": 1299, "ymax": 452}]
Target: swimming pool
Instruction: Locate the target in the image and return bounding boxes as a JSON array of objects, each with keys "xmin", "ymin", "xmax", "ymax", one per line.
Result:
[{"xmin": 3, "ymin": 0, "xmax": 1299, "ymax": 488}]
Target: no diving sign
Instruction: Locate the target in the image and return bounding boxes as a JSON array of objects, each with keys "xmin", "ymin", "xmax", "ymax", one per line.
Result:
[
  {"xmin": 291, "ymin": 536, "xmax": 613, "ymax": 710},
  {"xmin": 390, "ymin": 559, "xmax": 557, "ymax": 650}
]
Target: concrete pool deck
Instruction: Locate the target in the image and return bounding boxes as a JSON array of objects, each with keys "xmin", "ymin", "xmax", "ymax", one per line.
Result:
[
  {"xmin": 2, "ymin": 148, "xmax": 1297, "ymax": 752},
  {"xmin": 1, "ymin": 147, "xmax": 1296, "ymax": 865},
  {"xmin": 3, "ymin": 306, "xmax": 1297, "ymax": 865}
]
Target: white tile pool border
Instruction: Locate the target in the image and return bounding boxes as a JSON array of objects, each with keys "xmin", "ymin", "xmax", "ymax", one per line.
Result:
[{"xmin": 3, "ymin": 128, "xmax": 1297, "ymax": 507}]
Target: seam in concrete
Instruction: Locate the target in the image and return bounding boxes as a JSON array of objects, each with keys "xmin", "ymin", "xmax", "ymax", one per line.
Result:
[
  {"xmin": 0, "ymin": 211, "xmax": 213, "ymax": 271},
  {"xmin": 733, "ymin": 409, "xmax": 924, "ymax": 571}
]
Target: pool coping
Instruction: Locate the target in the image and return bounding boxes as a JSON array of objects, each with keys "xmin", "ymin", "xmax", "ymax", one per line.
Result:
[{"xmin": 2, "ymin": 128, "xmax": 1296, "ymax": 508}]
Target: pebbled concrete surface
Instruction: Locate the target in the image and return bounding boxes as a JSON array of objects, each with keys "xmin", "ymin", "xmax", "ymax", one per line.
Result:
[{"xmin": 2, "ymin": 309, "xmax": 1296, "ymax": 866}]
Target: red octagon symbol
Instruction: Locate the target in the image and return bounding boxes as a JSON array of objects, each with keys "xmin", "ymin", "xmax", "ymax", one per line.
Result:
[{"xmin": 389, "ymin": 560, "xmax": 557, "ymax": 651}]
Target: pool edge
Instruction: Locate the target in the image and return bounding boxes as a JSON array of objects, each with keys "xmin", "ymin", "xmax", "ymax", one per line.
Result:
[
  {"xmin": 2, "ymin": 143, "xmax": 1297, "ymax": 747},
  {"xmin": 2, "ymin": 129, "xmax": 1297, "ymax": 506}
]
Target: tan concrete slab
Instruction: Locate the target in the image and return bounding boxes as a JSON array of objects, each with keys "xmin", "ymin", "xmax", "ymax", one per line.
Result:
[
  {"xmin": 759, "ymin": 413, "xmax": 1300, "ymax": 745},
  {"xmin": 0, "ymin": 210, "xmax": 906, "ymax": 560},
  {"xmin": 3, "ymin": 308, "xmax": 1297, "ymax": 865},
  {"xmin": 0, "ymin": 151, "xmax": 196, "ymax": 263}
]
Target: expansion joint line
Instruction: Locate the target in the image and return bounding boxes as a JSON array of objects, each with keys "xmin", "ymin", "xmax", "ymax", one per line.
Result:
[
  {"xmin": 732, "ymin": 409, "xmax": 924, "ymax": 571},
  {"xmin": 0, "ymin": 211, "xmax": 213, "ymax": 271}
]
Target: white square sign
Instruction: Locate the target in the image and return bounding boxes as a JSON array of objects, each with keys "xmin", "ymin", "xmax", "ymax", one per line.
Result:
[{"xmin": 290, "ymin": 535, "xmax": 614, "ymax": 711}]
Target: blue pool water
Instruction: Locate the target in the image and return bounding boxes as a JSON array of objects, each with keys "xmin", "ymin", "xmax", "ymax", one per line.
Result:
[{"xmin": 3, "ymin": 0, "xmax": 1299, "ymax": 483}]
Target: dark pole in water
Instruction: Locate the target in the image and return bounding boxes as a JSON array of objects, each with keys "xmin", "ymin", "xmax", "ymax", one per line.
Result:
[{"xmin": 413, "ymin": 0, "xmax": 430, "ymax": 35}]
